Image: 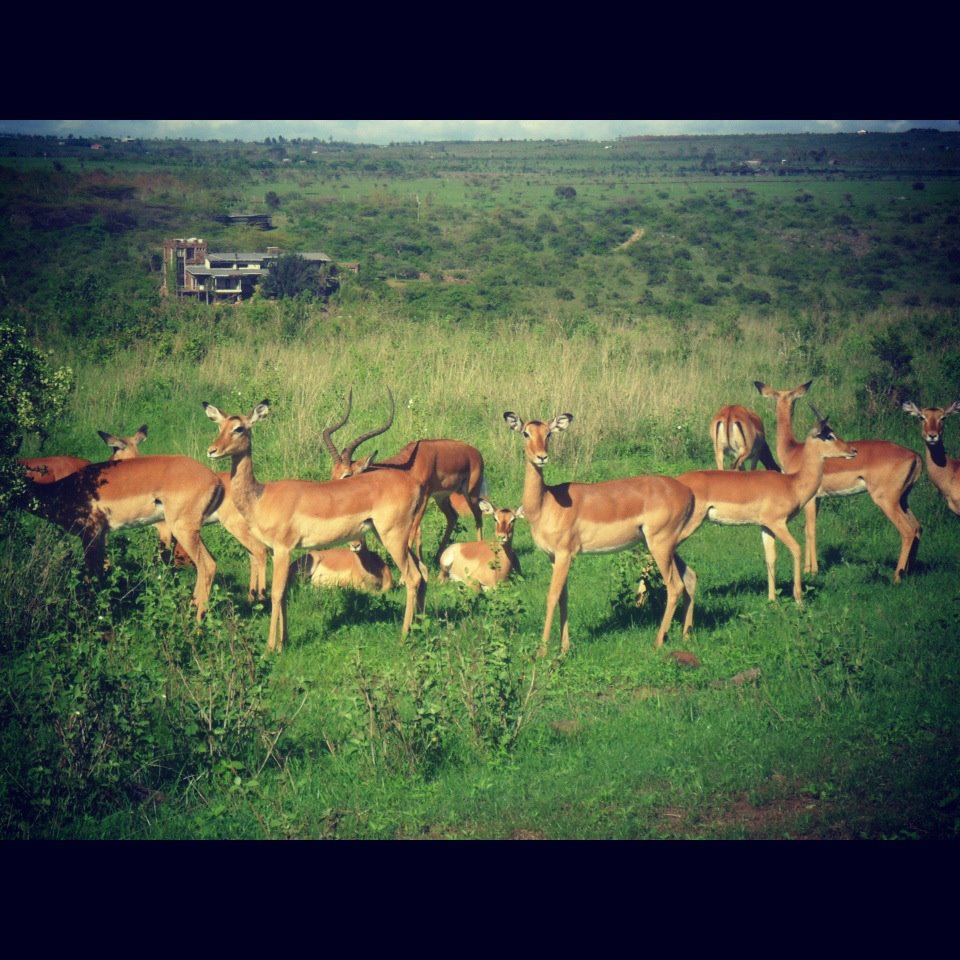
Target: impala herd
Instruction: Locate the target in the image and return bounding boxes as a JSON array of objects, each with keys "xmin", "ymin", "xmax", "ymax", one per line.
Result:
[{"xmin": 15, "ymin": 380, "xmax": 959, "ymax": 656}]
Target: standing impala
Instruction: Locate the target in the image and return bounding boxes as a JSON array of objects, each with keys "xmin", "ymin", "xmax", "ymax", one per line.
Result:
[
  {"xmin": 678, "ymin": 410, "xmax": 858, "ymax": 605},
  {"xmin": 324, "ymin": 390, "xmax": 486, "ymax": 564},
  {"xmin": 710, "ymin": 405, "xmax": 780, "ymax": 472},
  {"xmin": 203, "ymin": 400, "xmax": 427, "ymax": 652},
  {"xmin": 901, "ymin": 400, "xmax": 960, "ymax": 515},
  {"xmin": 504, "ymin": 412, "xmax": 697, "ymax": 655},
  {"xmin": 96, "ymin": 423, "xmax": 268, "ymax": 601},
  {"xmin": 756, "ymin": 380, "xmax": 922, "ymax": 582},
  {"xmin": 21, "ymin": 452, "xmax": 223, "ymax": 620}
]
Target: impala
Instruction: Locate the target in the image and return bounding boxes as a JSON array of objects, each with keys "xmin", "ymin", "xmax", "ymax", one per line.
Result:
[
  {"xmin": 504, "ymin": 412, "xmax": 696, "ymax": 655},
  {"xmin": 22, "ymin": 454, "xmax": 223, "ymax": 620},
  {"xmin": 97, "ymin": 423, "xmax": 268, "ymax": 601},
  {"xmin": 678, "ymin": 411, "xmax": 857, "ymax": 605},
  {"xmin": 756, "ymin": 380, "xmax": 922, "ymax": 582},
  {"xmin": 203, "ymin": 400, "xmax": 427, "ymax": 652},
  {"xmin": 901, "ymin": 400, "xmax": 960, "ymax": 514},
  {"xmin": 17, "ymin": 423, "xmax": 149, "ymax": 484},
  {"xmin": 710, "ymin": 404, "xmax": 780, "ymax": 471},
  {"xmin": 324, "ymin": 389, "xmax": 486, "ymax": 563},
  {"xmin": 293, "ymin": 541, "xmax": 395, "ymax": 593},
  {"xmin": 437, "ymin": 499, "xmax": 522, "ymax": 592}
]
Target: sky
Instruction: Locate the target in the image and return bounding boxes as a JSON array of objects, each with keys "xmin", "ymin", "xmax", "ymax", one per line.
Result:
[{"xmin": 0, "ymin": 119, "xmax": 957, "ymax": 144}]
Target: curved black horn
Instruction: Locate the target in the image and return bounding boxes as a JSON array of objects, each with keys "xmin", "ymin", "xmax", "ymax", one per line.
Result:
[
  {"xmin": 322, "ymin": 389, "xmax": 353, "ymax": 461},
  {"xmin": 341, "ymin": 388, "xmax": 395, "ymax": 463},
  {"xmin": 808, "ymin": 401, "xmax": 828, "ymax": 423}
]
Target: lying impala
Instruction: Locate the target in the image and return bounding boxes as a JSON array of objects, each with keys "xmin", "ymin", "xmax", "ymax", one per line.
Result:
[
  {"xmin": 323, "ymin": 390, "xmax": 486, "ymax": 564},
  {"xmin": 710, "ymin": 404, "xmax": 780, "ymax": 471},
  {"xmin": 678, "ymin": 409, "xmax": 857, "ymax": 605},
  {"xmin": 204, "ymin": 400, "xmax": 427, "ymax": 652},
  {"xmin": 504, "ymin": 412, "xmax": 696, "ymax": 655},
  {"xmin": 902, "ymin": 400, "xmax": 960, "ymax": 515},
  {"xmin": 437, "ymin": 499, "xmax": 522, "ymax": 591},
  {"xmin": 21, "ymin": 451, "xmax": 223, "ymax": 620},
  {"xmin": 757, "ymin": 380, "xmax": 922, "ymax": 582},
  {"xmin": 293, "ymin": 541, "xmax": 395, "ymax": 592}
]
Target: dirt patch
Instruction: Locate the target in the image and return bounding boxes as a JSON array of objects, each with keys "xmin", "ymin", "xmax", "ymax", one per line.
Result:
[{"xmin": 616, "ymin": 227, "xmax": 646, "ymax": 250}]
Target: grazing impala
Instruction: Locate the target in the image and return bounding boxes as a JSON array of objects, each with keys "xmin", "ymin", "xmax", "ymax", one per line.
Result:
[
  {"xmin": 710, "ymin": 405, "xmax": 780, "ymax": 471},
  {"xmin": 678, "ymin": 410, "xmax": 858, "ymax": 605},
  {"xmin": 438, "ymin": 499, "xmax": 522, "ymax": 592},
  {"xmin": 504, "ymin": 412, "xmax": 697, "ymax": 655},
  {"xmin": 901, "ymin": 400, "xmax": 960, "ymax": 515},
  {"xmin": 324, "ymin": 390, "xmax": 486, "ymax": 563},
  {"xmin": 757, "ymin": 380, "xmax": 922, "ymax": 582},
  {"xmin": 203, "ymin": 400, "xmax": 426, "ymax": 652},
  {"xmin": 293, "ymin": 541, "xmax": 395, "ymax": 593},
  {"xmin": 17, "ymin": 423, "xmax": 149, "ymax": 484},
  {"xmin": 21, "ymin": 453, "xmax": 223, "ymax": 620}
]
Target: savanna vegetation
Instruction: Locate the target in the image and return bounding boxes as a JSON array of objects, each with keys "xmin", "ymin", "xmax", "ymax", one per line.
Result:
[{"xmin": 1, "ymin": 130, "xmax": 958, "ymax": 839}]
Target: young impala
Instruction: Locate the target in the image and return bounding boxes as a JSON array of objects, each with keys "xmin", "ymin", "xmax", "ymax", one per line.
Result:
[
  {"xmin": 901, "ymin": 400, "xmax": 960, "ymax": 515},
  {"xmin": 756, "ymin": 380, "xmax": 922, "ymax": 582},
  {"xmin": 323, "ymin": 390, "xmax": 486, "ymax": 564},
  {"xmin": 21, "ymin": 451, "xmax": 223, "ymax": 620},
  {"xmin": 203, "ymin": 400, "xmax": 427, "ymax": 652},
  {"xmin": 709, "ymin": 404, "xmax": 780, "ymax": 471},
  {"xmin": 678, "ymin": 410, "xmax": 858, "ymax": 605},
  {"xmin": 293, "ymin": 541, "xmax": 395, "ymax": 593},
  {"xmin": 504, "ymin": 412, "xmax": 697, "ymax": 656},
  {"xmin": 437, "ymin": 499, "xmax": 522, "ymax": 592}
]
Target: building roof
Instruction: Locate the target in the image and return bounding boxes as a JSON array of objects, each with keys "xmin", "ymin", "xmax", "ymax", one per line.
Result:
[
  {"xmin": 186, "ymin": 266, "xmax": 264, "ymax": 277},
  {"xmin": 206, "ymin": 251, "xmax": 332, "ymax": 263}
]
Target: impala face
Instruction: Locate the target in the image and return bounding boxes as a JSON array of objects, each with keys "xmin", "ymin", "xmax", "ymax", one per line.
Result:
[
  {"xmin": 902, "ymin": 401, "xmax": 960, "ymax": 446},
  {"xmin": 479, "ymin": 498, "xmax": 521, "ymax": 544},
  {"xmin": 503, "ymin": 412, "xmax": 574, "ymax": 466},
  {"xmin": 204, "ymin": 401, "xmax": 270, "ymax": 459}
]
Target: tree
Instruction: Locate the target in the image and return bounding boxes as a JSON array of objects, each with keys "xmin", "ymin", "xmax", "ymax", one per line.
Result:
[
  {"xmin": 0, "ymin": 319, "xmax": 74, "ymax": 519},
  {"xmin": 260, "ymin": 255, "xmax": 339, "ymax": 300}
]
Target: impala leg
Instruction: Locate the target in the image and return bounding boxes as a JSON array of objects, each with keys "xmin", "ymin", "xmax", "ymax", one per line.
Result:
[
  {"xmin": 268, "ymin": 548, "xmax": 291, "ymax": 652},
  {"xmin": 168, "ymin": 522, "xmax": 217, "ymax": 621},
  {"xmin": 540, "ymin": 552, "xmax": 573, "ymax": 657},
  {"xmin": 803, "ymin": 498, "xmax": 819, "ymax": 574},
  {"xmin": 646, "ymin": 535, "xmax": 688, "ymax": 648},
  {"xmin": 867, "ymin": 483, "xmax": 922, "ymax": 584},
  {"xmin": 675, "ymin": 553, "xmax": 697, "ymax": 638},
  {"xmin": 379, "ymin": 527, "xmax": 426, "ymax": 636},
  {"xmin": 769, "ymin": 521, "xmax": 804, "ymax": 605},
  {"xmin": 432, "ymin": 496, "xmax": 461, "ymax": 564},
  {"xmin": 80, "ymin": 522, "xmax": 108, "ymax": 578},
  {"xmin": 760, "ymin": 527, "xmax": 779, "ymax": 602},
  {"xmin": 221, "ymin": 513, "xmax": 268, "ymax": 602}
]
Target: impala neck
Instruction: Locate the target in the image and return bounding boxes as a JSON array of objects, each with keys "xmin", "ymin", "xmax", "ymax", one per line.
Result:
[
  {"xmin": 227, "ymin": 446, "xmax": 265, "ymax": 514},
  {"xmin": 775, "ymin": 398, "xmax": 805, "ymax": 463},
  {"xmin": 521, "ymin": 458, "xmax": 549, "ymax": 523},
  {"xmin": 924, "ymin": 437, "xmax": 950, "ymax": 470},
  {"xmin": 790, "ymin": 442, "xmax": 832, "ymax": 505}
]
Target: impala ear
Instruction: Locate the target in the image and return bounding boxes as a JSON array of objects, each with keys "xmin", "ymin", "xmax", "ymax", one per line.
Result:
[
  {"xmin": 799, "ymin": 380, "xmax": 813, "ymax": 394},
  {"xmin": 945, "ymin": 401, "xmax": 960, "ymax": 417},
  {"xmin": 754, "ymin": 380, "xmax": 767, "ymax": 395},
  {"xmin": 515, "ymin": 506, "xmax": 525, "ymax": 519},
  {"xmin": 203, "ymin": 402, "xmax": 226, "ymax": 424},
  {"xmin": 250, "ymin": 400, "xmax": 271, "ymax": 423},
  {"xmin": 354, "ymin": 452, "xmax": 377, "ymax": 473},
  {"xmin": 550, "ymin": 413, "xmax": 574, "ymax": 433},
  {"xmin": 901, "ymin": 400, "xmax": 923, "ymax": 418},
  {"xmin": 98, "ymin": 430, "xmax": 124, "ymax": 451},
  {"xmin": 133, "ymin": 425, "xmax": 148, "ymax": 445},
  {"xmin": 479, "ymin": 498, "xmax": 495, "ymax": 515},
  {"xmin": 503, "ymin": 412, "xmax": 523, "ymax": 432}
]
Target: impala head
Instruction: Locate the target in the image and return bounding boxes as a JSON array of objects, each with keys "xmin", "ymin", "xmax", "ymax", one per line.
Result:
[
  {"xmin": 323, "ymin": 388, "xmax": 395, "ymax": 479},
  {"xmin": 755, "ymin": 379, "xmax": 813, "ymax": 412},
  {"xmin": 503, "ymin": 412, "xmax": 573, "ymax": 467},
  {"xmin": 807, "ymin": 406, "xmax": 857, "ymax": 460},
  {"xmin": 99, "ymin": 424, "xmax": 149, "ymax": 461},
  {"xmin": 902, "ymin": 400, "xmax": 960, "ymax": 447},
  {"xmin": 479, "ymin": 499, "xmax": 522, "ymax": 544},
  {"xmin": 203, "ymin": 400, "xmax": 271, "ymax": 459}
]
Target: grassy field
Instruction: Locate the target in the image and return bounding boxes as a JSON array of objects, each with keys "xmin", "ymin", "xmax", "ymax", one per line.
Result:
[{"xmin": 1, "ymin": 133, "xmax": 959, "ymax": 838}]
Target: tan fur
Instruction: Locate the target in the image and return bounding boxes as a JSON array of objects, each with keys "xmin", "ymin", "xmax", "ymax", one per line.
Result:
[
  {"xmin": 757, "ymin": 380, "xmax": 922, "ymax": 582},
  {"xmin": 204, "ymin": 401, "xmax": 426, "ymax": 652},
  {"xmin": 902, "ymin": 400, "xmax": 960, "ymax": 515},
  {"xmin": 295, "ymin": 542, "xmax": 394, "ymax": 592},
  {"xmin": 710, "ymin": 404, "xmax": 779, "ymax": 471},
  {"xmin": 679, "ymin": 420, "xmax": 858, "ymax": 605},
  {"xmin": 24, "ymin": 455, "xmax": 222, "ymax": 620},
  {"xmin": 504, "ymin": 412, "xmax": 696, "ymax": 655},
  {"xmin": 438, "ymin": 500, "xmax": 520, "ymax": 591}
]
